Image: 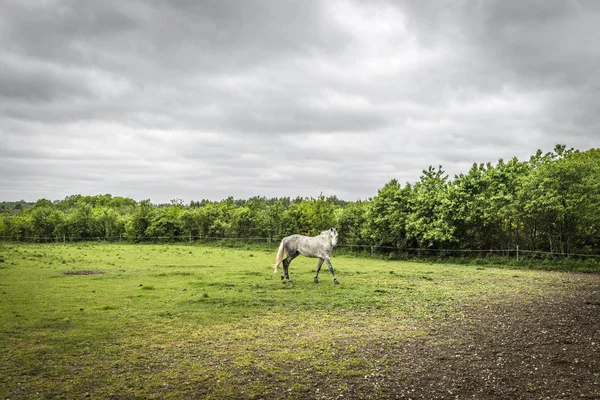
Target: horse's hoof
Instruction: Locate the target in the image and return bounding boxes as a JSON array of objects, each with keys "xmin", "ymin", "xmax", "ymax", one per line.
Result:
[
  {"xmin": 334, "ymin": 280, "xmax": 339, "ymax": 285},
  {"xmin": 314, "ymin": 278, "xmax": 319, "ymax": 283}
]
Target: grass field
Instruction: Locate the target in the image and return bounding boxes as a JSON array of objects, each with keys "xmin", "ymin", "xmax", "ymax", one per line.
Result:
[{"xmin": 0, "ymin": 242, "xmax": 588, "ymax": 399}]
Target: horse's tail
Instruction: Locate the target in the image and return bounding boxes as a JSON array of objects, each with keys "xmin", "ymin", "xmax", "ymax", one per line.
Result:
[{"xmin": 274, "ymin": 240, "xmax": 285, "ymax": 273}]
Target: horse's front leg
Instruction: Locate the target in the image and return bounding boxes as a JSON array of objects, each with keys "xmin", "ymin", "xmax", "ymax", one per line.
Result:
[
  {"xmin": 314, "ymin": 259, "xmax": 324, "ymax": 283},
  {"xmin": 324, "ymin": 257, "xmax": 339, "ymax": 284}
]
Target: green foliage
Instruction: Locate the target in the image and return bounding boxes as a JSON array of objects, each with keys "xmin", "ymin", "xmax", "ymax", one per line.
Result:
[
  {"xmin": 367, "ymin": 179, "xmax": 411, "ymax": 248},
  {"xmin": 93, "ymin": 206, "xmax": 124, "ymax": 239},
  {"xmin": 281, "ymin": 196, "xmax": 338, "ymax": 236},
  {"xmin": 405, "ymin": 166, "xmax": 454, "ymax": 248},
  {"xmin": 0, "ymin": 200, "xmax": 34, "ymax": 214},
  {"xmin": 1, "ymin": 145, "xmax": 599, "ymax": 257},
  {"xmin": 146, "ymin": 204, "xmax": 184, "ymax": 239},
  {"xmin": 337, "ymin": 200, "xmax": 369, "ymax": 247},
  {"xmin": 125, "ymin": 199, "xmax": 154, "ymax": 241},
  {"xmin": 448, "ymin": 157, "xmax": 530, "ymax": 250},
  {"xmin": 66, "ymin": 202, "xmax": 99, "ymax": 239},
  {"xmin": 517, "ymin": 147, "xmax": 600, "ymax": 253},
  {"xmin": 7, "ymin": 213, "xmax": 33, "ymax": 240}
]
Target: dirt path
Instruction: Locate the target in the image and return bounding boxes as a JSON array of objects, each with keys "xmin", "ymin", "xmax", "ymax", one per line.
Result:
[{"xmin": 369, "ymin": 273, "xmax": 600, "ymax": 399}]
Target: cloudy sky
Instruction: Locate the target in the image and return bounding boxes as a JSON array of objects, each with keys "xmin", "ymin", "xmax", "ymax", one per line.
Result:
[{"xmin": 1, "ymin": 0, "xmax": 599, "ymax": 203}]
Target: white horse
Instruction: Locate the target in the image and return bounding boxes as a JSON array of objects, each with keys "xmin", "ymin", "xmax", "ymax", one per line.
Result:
[{"xmin": 274, "ymin": 228, "xmax": 339, "ymax": 284}]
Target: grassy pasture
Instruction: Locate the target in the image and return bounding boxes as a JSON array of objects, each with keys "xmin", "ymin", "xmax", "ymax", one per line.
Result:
[{"xmin": 0, "ymin": 243, "xmax": 582, "ymax": 399}]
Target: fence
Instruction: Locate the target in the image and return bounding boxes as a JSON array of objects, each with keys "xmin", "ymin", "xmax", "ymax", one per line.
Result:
[{"xmin": 2, "ymin": 235, "xmax": 600, "ymax": 264}]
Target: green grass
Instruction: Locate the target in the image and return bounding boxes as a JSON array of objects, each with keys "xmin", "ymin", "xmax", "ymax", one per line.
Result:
[{"xmin": 0, "ymin": 242, "xmax": 587, "ymax": 399}]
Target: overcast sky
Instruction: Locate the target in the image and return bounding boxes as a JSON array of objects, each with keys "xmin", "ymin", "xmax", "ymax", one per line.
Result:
[{"xmin": 1, "ymin": 0, "xmax": 599, "ymax": 203}]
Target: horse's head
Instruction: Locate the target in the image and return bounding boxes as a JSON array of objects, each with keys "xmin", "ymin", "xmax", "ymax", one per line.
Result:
[{"xmin": 329, "ymin": 227, "xmax": 338, "ymax": 247}]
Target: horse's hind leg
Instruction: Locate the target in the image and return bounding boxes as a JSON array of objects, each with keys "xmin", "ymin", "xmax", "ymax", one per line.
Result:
[
  {"xmin": 281, "ymin": 257, "xmax": 289, "ymax": 281},
  {"xmin": 314, "ymin": 259, "xmax": 324, "ymax": 283},
  {"xmin": 281, "ymin": 258, "xmax": 289, "ymax": 281},
  {"xmin": 324, "ymin": 256, "xmax": 339, "ymax": 284},
  {"xmin": 282, "ymin": 251, "xmax": 299, "ymax": 283}
]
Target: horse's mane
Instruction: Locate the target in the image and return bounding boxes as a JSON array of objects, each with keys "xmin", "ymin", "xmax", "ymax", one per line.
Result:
[
  {"xmin": 319, "ymin": 228, "xmax": 338, "ymax": 246},
  {"xmin": 319, "ymin": 229, "xmax": 337, "ymax": 237}
]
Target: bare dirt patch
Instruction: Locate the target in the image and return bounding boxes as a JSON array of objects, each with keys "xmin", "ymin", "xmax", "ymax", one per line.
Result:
[
  {"xmin": 63, "ymin": 269, "xmax": 105, "ymax": 275},
  {"xmin": 228, "ymin": 273, "xmax": 600, "ymax": 399},
  {"xmin": 351, "ymin": 273, "xmax": 600, "ymax": 399}
]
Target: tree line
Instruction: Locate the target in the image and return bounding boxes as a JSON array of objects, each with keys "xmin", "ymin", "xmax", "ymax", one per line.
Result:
[{"xmin": 2, "ymin": 145, "xmax": 599, "ymax": 256}]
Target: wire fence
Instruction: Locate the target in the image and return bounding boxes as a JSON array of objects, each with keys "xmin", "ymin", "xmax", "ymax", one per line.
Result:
[{"xmin": 2, "ymin": 235, "xmax": 600, "ymax": 262}]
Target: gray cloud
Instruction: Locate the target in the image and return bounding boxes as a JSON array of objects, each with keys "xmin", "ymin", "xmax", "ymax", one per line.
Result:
[{"xmin": 1, "ymin": 0, "xmax": 599, "ymax": 203}]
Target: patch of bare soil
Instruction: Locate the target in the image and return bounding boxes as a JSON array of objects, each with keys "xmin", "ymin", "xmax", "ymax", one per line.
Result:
[
  {"xmin": 366, "ymin": 274, "xmax": 600, "ymax": 399},
  {"xmin": 63, "ymin": 269, "xmax": 105, "ymax": 275}
]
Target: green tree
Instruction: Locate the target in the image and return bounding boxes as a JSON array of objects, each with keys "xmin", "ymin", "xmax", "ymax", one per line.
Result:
[
  {"xmin": 229, "ymin": 206, "xmax": 253, "ymax": 238},
  {"xmin": 180, "ymin": 207, "xmax": 203, "ymax": 239},
  {"xmin": 406, "ymin": 166, "xmax": 455, "ymax": 248},
  {"xmin": 66, "ymin": 202, "xmax": 100, "ymax": 239},
  {"xmin": 125, "ymin": 200, "xmax": 154, "ymax": 241},
  {"xmin": 29, "ymin": 203, "xmax": 56, "ymax": 241},
  {"xmin": 367, "ymin": 179, "xmax": 412, "ymax": 249},
  {"xmin": 194, "ymin": 203, "xmax": 223, "ymax": 238},
  {"xmin": 146, "ymin": 204, "xmax": 183, "ymax": 239},
  {"xmin": 51, "ymin": 211, "xmax": 68, "ymax": 241},
  {"xmin": 266, "ymin": 200, "xmax": 285, "ymax": 239},
  {"xmin": 517, "ymin": 146, "xmax": 600, "ymax": 254},
  {"xmin": 94, "ymin": 206, "xmax": 123, "ymax": 239},
  {"xmin": 226, "ymin": 197, "xmax": 273, "ymax": 239},
  {"xmin": 281, "ymin": 196, "xmax": 337, "ymax": 237},
  {"xmin": 337, "ymin": 200, "xmax": 370, "ymax": 247},
  {"xmin": 281, "ymin": 202, "xmax": 307, "ymax": 236},
  {"xmin": 312, "ymin": 196, "xmax": 338, "ymax": 233},
  {"xmin": 8, "ymin": 213, "xmax": 33, "ymax": 240},
  {"xmin": 0, "ymin": 216, "xmax": 5, "ymax": 238},
  {"xmin": 448, "ymin": 158, "xmax": 529, "ymax": 250}
]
